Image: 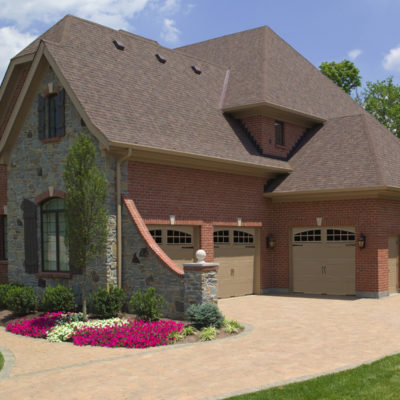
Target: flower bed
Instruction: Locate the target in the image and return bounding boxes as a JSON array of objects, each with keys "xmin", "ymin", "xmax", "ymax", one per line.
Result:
[
  {"xmin": 6, "ymin": 312, "xmax": 65, "ymax": 338},
  {"xmin": 73, "ymin": 320, "xmax": 184, "ymax": 348},
  {"xmin": 6, "ymin": 312, "xmax": 184, "ymax": 349}
]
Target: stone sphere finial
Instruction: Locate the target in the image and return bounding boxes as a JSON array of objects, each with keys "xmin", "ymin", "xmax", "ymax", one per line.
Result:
[{"xmin": 195, "ymin": 249, "xmax": 206, "ymax": 263}]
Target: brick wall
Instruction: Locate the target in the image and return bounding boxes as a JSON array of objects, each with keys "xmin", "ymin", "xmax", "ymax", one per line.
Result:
[
  {"xmin": 128, "ymin": 161, "xmax": 400, "ymax": 295},
  {"xmin": 127, "ymin": 161, "xmax": 271, "ymax": 264},
  {"xmin": 271, "ymin": 198, "xmax": 400, "ymax": 294},
  {"xmin": 242, "ymin": 115, "xmax": 305, "ymax": 158}
]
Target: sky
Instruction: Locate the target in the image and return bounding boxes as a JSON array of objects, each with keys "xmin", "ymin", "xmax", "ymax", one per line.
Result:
[{"xmin": 1, "ymin": 0, "xmax": 400, "ymax": 89}]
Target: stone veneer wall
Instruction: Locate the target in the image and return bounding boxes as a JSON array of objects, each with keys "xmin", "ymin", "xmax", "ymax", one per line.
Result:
[
  {"xmin": 121, "ymin": 205, "xmax": 185, "ymax": 318},
  {"xmin": 7, "ymin": 67, "xmax": 118, "ymax": 297}
]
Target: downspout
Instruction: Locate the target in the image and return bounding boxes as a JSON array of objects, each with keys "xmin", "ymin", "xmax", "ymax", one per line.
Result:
[{"xmin": 116, "ymin": 148, "xmax": 132, "ymax": 288}]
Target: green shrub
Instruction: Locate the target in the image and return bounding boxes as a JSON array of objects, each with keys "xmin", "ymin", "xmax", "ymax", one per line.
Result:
[
  {"xmin": 181, "ymin": 325, "xmax": 196, "ymax": 336},
  {"xmin": 129, "ymin": 287, "xmax": 166, "ymax": 321},
  {"xmin": 223, "ymin": 318, "xmax": 244, "ymax": 334},
  {"xmin": 0, "ymin": 283, "xmax": 24, "ymax": 310},
  {"xmin": 89, "ymin": 286, "xmax": 126, "ymax": 319},
  {"xmin": 187, "ymin": 303, "xmax": 224, "ymax": 329},
  {"xmin": 199, "ymin": 326, "xmax": 217, "ymax": 341},
  {"xmin": 42, "ymin": 285, "xmax": 76, "ymax": 312},
  {"xmin": 6, "ymin": 286, "xmax": 39, "ymax": 315}
]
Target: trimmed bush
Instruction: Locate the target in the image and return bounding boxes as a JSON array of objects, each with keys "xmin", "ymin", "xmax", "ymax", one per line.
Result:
[
  {"xmin": 6, "ymin": 286, "xmax": 39, "ymax": 315},
  {"xmin": 42, "ymin": 285, "xmax": 76, "ymax": 312},
  {"xmin": 187, "ymin": 303, "xmax": 224, "ymax": 329},
  {"xmin": 0, "ymin": 283, "xmax": 24, "ymax": 310},
  {"xmin": 129, "ymin": 287, "xmax": 166, "ymax": 321},
  {"xmin": 89, "ymin": 286, "xmax": 126, "ymax": 319}
]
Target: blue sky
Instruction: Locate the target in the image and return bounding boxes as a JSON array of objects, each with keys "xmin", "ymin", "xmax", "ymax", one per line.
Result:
[{"xmin": 1, "ymin": 0, "xmax": 400, "ymax": 89}]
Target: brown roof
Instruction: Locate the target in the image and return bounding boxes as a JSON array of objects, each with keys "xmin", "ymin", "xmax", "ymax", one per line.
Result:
[
  {"xmin": 268, "ymin": 112, "xmax": 400, "ymax": 193},
  {"xmin": 20, "ymin": 16, "xmax": 290, "ymax": 171},
  {"xmin": 177, "ymin": 26, "xmax": 363, "ymax": 120},
  {"xmin": 6, "ymin": 16, "xmax": 400, "ymax": 191}
]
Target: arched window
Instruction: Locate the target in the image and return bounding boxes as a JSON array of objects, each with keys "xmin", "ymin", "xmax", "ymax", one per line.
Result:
[{"xmin": 41, "ymin": 198, "xmax": 69, "ymax": 272}]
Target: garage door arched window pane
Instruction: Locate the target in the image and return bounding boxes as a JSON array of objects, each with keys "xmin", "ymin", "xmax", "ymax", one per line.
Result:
[
  {"xmin": 233, "ymin": 230, "xmax": 254, "ymax": 243},
  {"xmin": 214, "ymin": 230, "xmax": 229, "ymax": 243},
  {"xmin": 294, "ymin": 230, "xmax": 321, "ymax": 242},
  {"xmin": 149, "ymin": 229, "xmax": 162, "ymax": 244},
  {"xmin": 41, "ymin": 198, "xmax": 69, "ymax": 272},
  {"xmin": 167, "ymin": 230, "xmax": 192, "ymax": 244},
  {"xmin": 327, "ymin": 229, "xmax": 355, "ymax": 242}
]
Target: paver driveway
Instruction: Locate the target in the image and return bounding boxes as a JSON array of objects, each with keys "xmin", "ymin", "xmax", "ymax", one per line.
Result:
[{"xmin": 1, "ymin": 294, "xmax": 400, "ymax": 399}]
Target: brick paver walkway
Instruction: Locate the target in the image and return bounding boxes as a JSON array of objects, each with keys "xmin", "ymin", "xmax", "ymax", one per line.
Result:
[{"xmin": 1, "ymin": 295, "xmax": 400, "ymax": 399}]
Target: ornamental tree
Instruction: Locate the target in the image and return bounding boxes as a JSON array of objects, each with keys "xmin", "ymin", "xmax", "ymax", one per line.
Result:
[
  {"xmin": 360, "ymin": 76, "xmax": 400, "ymax": 138},
  {"xmin": 319, "ymin": 60, "xmax": 361, "ymax": 95},
  {"xmin": 64, "ymin": 134, "xmax": 108, "ymax": 320}
]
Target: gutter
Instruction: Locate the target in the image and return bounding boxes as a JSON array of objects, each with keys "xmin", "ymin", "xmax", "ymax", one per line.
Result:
[{"xmin": 116, "ymin": 148, "xmax": 132, "ymax": 288}]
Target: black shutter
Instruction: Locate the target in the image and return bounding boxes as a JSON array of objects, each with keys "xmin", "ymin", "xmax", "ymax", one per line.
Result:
[
  {"xmin": 56, "ymin": 89, "xmax": 65, "ymax": 137},
  {"xmin": 38, "ymin": 94, "xmax": 45, "ymax": 139},
  {"xmin": 22, "ymin": 199, "xmax": 38, "ymax": 273}
]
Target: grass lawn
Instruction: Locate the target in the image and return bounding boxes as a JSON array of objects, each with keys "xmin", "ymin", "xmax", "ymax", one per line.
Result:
[
  {"xmin": 226, "ymin": 353, "xmax": 400, "ymax": 400},
  {"xmin": 0, "ymin": 352, "xmax": 3, "ymax": 372}
]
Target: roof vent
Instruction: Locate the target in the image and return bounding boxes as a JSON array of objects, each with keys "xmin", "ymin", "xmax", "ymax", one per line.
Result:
[
  {"xmin": 113, "ymin": 40, "xmax": 125, "ymax": 51},
  {"xmin": 155, "ymin": 54, "xmax": 166, "ymax": 64},
  {"xmin": 191, "ymin": 65, "xmax": 202, "ymax": 75}
]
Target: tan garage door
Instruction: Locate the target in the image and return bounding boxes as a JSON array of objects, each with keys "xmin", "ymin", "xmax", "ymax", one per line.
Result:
[
  {"xmin": 214, "ymin": 227, "xmax": 256, "ymax": 298},
  {"xmin": 148, "ymin": 225, "xmax": 197, "ymax": 267},
  {"xmin": 292, "ymin": 227, "xmax": 355, "ymax": 295}
]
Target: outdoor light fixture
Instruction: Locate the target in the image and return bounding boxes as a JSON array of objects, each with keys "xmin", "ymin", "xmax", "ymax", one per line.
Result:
[
  {"xmin": 237, "ymin": 217, "xmax": 242, "ymax": 227},
  {"xmin": 316, "ymin": 217, "xmax": 322, "ymax": 227},
  {"xmin": 169, "ymin": 215, "xmax": 176, "ymax": 225},
  {"xmin": 357, "ymin": 234, "xmax": 366, "ymax": 249},
  {"xmin": 266, "ymin": 236, "xmax": 276, "ymax": 249}
]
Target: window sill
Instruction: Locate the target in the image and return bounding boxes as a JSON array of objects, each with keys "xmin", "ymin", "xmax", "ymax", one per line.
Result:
[
  {"xmin": 36, "ymin": 272, "xmax": 72, "ymax": 279},
  {"xmin": 41, "ymin": 137, "xmax": 63, "ymax": 144},
  {"xmin": 275, "ymin": 144, "xmax": 286, "ymax": 149}
]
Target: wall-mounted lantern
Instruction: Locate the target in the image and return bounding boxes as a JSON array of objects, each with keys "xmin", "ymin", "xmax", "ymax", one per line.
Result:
[
  {"xmin": 169, "ymin": 215, "xmax": 176, "ymax": 225},
  {"xmin": 266, "ymin": 236, "xmax": 276, "ymax": 249},
  {"xmin": 358, "ymin": 234, "xmax": 366, "ymax": 249}
]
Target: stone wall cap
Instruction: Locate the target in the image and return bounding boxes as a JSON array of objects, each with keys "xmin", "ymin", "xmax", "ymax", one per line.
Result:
[{"xmin": 183, "ymin": 262, "xmax": 219, "ymax": 267}]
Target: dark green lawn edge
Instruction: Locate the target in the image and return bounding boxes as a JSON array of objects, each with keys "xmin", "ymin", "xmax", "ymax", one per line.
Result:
[
  {"xmin": 0, "ymin": 347, "xmax": 15, "ymax": 380},
  {"xmin": 218, "ymin": 352, "xmax": 400, "ymax": 400}
]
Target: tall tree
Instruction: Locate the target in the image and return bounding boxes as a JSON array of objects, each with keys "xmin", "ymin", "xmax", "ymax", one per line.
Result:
[
  {"xmin": 360, "ymin": 76, "xmax": 400, "ymax": 138},
  {"xmin": 64, "ymin": 134, "xmax": 108, "ymax": 320},
  {"xmin": 319, "ymin": 60, "xmax": 362, "ymax": 95}
]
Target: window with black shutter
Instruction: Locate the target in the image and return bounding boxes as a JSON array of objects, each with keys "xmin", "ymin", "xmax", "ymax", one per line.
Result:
[
  {"xmin": 41, "ymin": 198, "xmax": 69, "ymax": 272},
  {"xmin": 37, "ymin": 88, "xmax": 65, "ymax": 140},
  {"xmin": 22, "ymin": 199, "xmax": 39, "ymax": 273},
  {"xmin": 0, "ymin": 215, "xmax": 7, "ymax": 260}
]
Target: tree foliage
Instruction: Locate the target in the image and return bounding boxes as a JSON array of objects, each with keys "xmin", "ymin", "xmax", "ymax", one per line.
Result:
[
  {"xmin": 64, "ymin": 134, "xmax": 108, "ymax": 319},
  {"xmin": 360, "ymin": 76, "xmax": 400, "ymax": 138},
  {"xmin": 319, "ymin": 60, "xmax": 361, "ymax": 94}
]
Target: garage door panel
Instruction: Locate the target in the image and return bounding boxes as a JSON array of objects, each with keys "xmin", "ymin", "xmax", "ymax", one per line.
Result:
[
  {"xmin": 292, "ymin": 227, "xmax": 355, "ymax": 296},
  {"xmin": 214, "ymin": 227, "xmax": 256, "ymax": 298}
]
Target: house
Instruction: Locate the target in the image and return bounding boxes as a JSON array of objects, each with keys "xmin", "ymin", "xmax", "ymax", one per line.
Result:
[{"xmin": 0, "ymin": 15, "xmax": 400, "ymax": 317}]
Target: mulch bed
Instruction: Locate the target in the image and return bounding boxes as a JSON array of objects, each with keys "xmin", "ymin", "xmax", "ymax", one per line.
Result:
[{"xmin": 0, "ymin": 310, "xmax": 243, "ymax": 344}]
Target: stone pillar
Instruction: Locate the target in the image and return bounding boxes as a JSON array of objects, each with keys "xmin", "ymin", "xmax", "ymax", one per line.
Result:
[{"xmin": 183, "ymin": 249, "xmax": 219, "ymax": 313}]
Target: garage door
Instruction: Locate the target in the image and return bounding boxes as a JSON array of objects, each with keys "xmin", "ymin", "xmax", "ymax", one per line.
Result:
[
  {"xmin": 214, "ymin": 227, "xmax": 256, "ymax": 298},
  {"xmin": 148, "ymin": 225, "xmax": 196, "ymax": 267},
  {"xmin": 292, "ymin": 227, "xmax": 355, "ymax": 295}
]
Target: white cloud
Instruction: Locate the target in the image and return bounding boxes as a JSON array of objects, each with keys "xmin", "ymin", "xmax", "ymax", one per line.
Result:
[
  {"xmin": 161, "ymin": 18, "xmax": 181, "ymax": 43},
  {"xmin": 160, "ymin": 0, "xmax": 180, "ymax": 13},
  {"xmin": 347, "ymin": 49, "xmax": 362, "ymax": 61},
  {"xmin": 0, "ymin": 0, "xmax": 151, "ymax": 30},
  {"xmin": 0, "ymin": 26, "xmax": 36, "ymax": 82},
  {"xmin": 383, "ymin": 45, "xmax": 400, "ymax": 72}
]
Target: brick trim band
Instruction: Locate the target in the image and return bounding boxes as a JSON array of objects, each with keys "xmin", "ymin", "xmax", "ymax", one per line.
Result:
[
  {"xmin": 122, "ymin": 195, "xmax": 184, "ymax": 277},
  {"xmin": 183, "ymin": 265, "xmax": 218, "ymax": 272}
]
